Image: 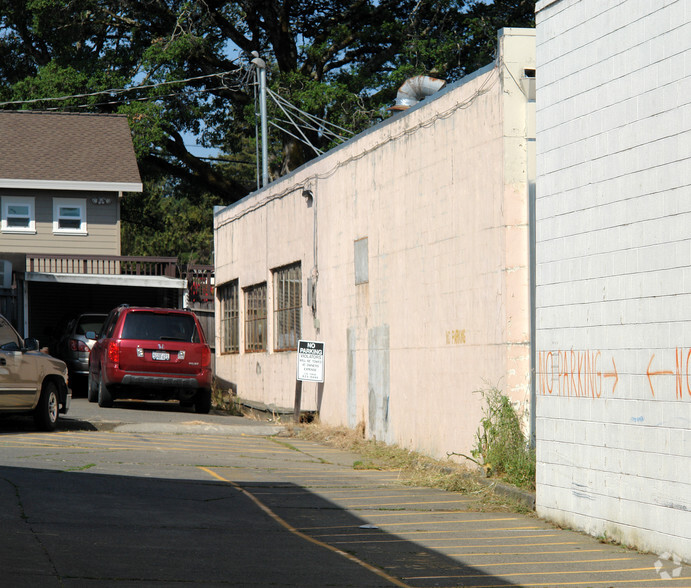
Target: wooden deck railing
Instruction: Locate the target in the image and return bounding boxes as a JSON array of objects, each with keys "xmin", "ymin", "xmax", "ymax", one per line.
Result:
[
  {"xmin": 25, "ymin": 256, "xmax": 215, "ymax": 303},
  {"xmin": 186, "ymin": 264, "xmax": 214, "ymax": 303},
  {"xmin": 26, "ymin": 254, "xmax": 179, "ymax": 278}
]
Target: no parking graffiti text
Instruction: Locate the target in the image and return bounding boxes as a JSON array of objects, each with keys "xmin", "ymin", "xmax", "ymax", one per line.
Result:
[
  {"xmin": 538, "ymin": 350, "xmax": 617, "ymax": 398},
  {"xmin": 539, "ymin": 349, "xmax": 691, "ymax": 399},
  {"xmin": 648, "ymin": 349, "xmax": 691, "ymax": 399}
]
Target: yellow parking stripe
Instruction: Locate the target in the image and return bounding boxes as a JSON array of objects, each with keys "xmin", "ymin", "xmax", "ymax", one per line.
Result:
[
  {"xmin": 335, "ymin": 499, "xmax": 474, "ymax": 507},
  {"xmin": 198, "ymin": 466, "xmax": 410, "ymax": 588},
  {"xmin": 309, "ymin": 528, "xmax": 557, "ymax": 539},
  {"xmin": 295, "ymin": 518, "xmax": 524, "ymax": 531},
  {"xmin": 330, "ymin": 537, "xmax": 566, "ymax": 545},
  {"xmin": 353, "ymin": 511, "xmax": 516, "ymax": 518},
  {"xmin": 468, "ymin": 556, "xmax": 637, "ymax": 567},
  {"xmin": 0, "ymin": 433, "xmax": 297, "ymax": 454},
  {"xmin": 502, "ymin": 578, "xmax": 691, "ymax": 586},
  {"xmin": 446, "ymin": 548, "xmax": 606, "ymax": 556},
  {"xmin": 404, "ymin": 566, "xmax": 657, "ymax": 581}
]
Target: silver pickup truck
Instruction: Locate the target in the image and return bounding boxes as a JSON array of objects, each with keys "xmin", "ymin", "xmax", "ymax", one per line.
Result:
[{"xmin": 0, "ymin": 314, "xmax": 71, "ymax": 431}]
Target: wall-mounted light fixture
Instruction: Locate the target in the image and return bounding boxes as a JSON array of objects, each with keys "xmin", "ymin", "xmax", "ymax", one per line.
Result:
[{"xmin": 302, "ymin": 189, "xmax": 313, "ymax": 204}]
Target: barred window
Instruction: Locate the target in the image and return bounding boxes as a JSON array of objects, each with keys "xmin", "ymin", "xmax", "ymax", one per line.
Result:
[
  {"xmin": 244, "ymin": 283, "xmax": 267, "ymax": 352},
  {"xmin": 273, "ymin": 263, "xmax": 301, "ymax": 351},
  {"xmin": 218, "ymin": 280, "xmax": 239, "ymax": 354}
]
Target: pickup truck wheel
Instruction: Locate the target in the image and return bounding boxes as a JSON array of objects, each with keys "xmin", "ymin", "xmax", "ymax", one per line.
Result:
[
  {"xmin": 98, "ymin": 374, "xmax": 113, "ymax": 408},
  {"xmin": 194, "ymin": 389, "xmax": 211, "ymax": 414},
  {"xmin": 34, "ymin": 381, "xmax": 59, "ymax": 432},
  {"xmin": 87, "ymin": 373, "xmax": 98, "ymax": 403}
]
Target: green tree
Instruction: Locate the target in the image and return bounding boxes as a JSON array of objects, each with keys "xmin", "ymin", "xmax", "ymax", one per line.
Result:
[
  {"xmin": 120, "ymin": 179, "xmax": 223, "ymax": 265},
  {"xmin": 0, "ymin": 0, "xmax": 535, "ymax": 260}
]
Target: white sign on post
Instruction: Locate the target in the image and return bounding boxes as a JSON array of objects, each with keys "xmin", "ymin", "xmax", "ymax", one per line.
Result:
[{"xmin": 296, "ymin": 340, "xmax": 325, "ymax": 382}]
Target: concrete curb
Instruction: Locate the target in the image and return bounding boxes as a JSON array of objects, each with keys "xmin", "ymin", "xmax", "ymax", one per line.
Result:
[
  {"xmin": 112, "ymin": 422, "xmax": 285, "ymax": 436},
  {"xmin": 475, "ymin": 476, "xmax": 536, "ymax": 510}
]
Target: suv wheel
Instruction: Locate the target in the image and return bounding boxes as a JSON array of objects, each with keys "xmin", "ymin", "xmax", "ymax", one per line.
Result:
[
  {"xmin": 87, "ymin": 373, "xmax": 98, "ymax": 403},
  {"xmin": 98, "ymin": 374, "xmax": 114, "ymax": 408},
  {"xmin": 194, "ymin": 389, "xmax": 211, "ymax": 414},
  {"xmin": 34, "ymin": 381, "xmax": 59, "ymax": 431}
]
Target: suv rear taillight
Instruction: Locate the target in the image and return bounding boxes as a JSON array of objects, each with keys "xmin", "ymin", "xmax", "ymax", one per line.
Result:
[
  {"xmin": 107, "ymin": 341, "xmax": 120, "ymax": 364},
  {"xmin": 69, "ymin": 338, "xmax": 90, "ymax": 353},
  {"xmin": 201, "ymin": 346, "xmax": 211, "ymax": 367}
]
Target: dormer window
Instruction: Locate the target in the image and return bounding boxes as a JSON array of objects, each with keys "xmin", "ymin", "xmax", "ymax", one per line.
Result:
[
  {"xmin": 53, "ymin": 198, "xmax": 87, "ymax": 235},
  {"xmin": 1, "ymin": 197, "xmax": 35, "ymax": 233}
]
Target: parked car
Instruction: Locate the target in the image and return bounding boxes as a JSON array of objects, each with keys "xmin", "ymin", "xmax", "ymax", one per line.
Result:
[
  {"xmin": 55, "ymin": 313, "xmax": 107, "ymax": 393},
  {"xmin": 0, "ymin": 314, "xmax": 71, "ymax": 431},
  {"xmin": 87, "ymin": 306, "xmax": 212, "ymax": 413}
]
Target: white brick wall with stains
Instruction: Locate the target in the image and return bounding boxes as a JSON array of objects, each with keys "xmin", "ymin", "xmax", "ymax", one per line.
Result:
[{"xmin": 535, "ymin": 0, "xmax": 691, "ymax": 562}]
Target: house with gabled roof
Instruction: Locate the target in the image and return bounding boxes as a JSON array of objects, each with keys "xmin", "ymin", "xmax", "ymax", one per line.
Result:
[{"xmin": 0, "ymin": 110, "xmax": 188, "ymax": 343}]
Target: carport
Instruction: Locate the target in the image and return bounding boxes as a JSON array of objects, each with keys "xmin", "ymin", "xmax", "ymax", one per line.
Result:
[
  {"xmin": 23, "ymin": 272, "xmax": 186, "ymax": 346},
  {"xmin": 6, "ymin": 254, "xmax": 187, "ymax": 347},
  {"xmin": 1, "ymin": 254, "xmax": 213, "ymax": 356}
]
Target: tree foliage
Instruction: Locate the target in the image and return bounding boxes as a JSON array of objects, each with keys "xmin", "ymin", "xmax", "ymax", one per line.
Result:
[{"xmin": 0, "ymin": 0, "xmax": 535, "ymax": 261}]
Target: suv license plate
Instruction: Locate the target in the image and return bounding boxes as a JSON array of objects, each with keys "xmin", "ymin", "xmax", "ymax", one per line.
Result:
[{"xmin": 152, "ymin": 351, "xmax": 170, "ymax": 361}]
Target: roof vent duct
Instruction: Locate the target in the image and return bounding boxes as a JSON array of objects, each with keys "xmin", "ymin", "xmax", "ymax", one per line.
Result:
[{"xmin": 389, "ymin": 76, "xmax": 446, "ymax": 111}]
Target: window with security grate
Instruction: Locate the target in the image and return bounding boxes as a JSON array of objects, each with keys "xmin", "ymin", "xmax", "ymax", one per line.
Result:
[
  {"xmin": 218, "ymin": 280, "xmax": 239, "ymax": 354},
  {"xmin": 244, "ymin": 283, "xmax": 267, "ymax": 352},
  {"xmin": 273, "ymin": 263, "xmax": 301, "ymax": 351}
]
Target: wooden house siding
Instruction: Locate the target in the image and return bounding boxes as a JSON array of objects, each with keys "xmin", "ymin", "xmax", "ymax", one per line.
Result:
[{"xmin": 0, "ymin": 189, "xmax": 120, "ymax": 256}]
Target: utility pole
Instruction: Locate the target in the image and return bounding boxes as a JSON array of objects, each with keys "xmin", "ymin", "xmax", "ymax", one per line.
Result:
[{"xmin": 251, "ymin": 53, "xmax": 269, "ymax": 188}]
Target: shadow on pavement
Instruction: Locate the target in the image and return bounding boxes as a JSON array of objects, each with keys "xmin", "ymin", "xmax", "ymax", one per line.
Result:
[
  {"xmin": 0, "ymin": 464, "xmax": 518, "ymax": 587},
  {"xmin": 0, "ymin": 414, "xmax": 98, "ymax": 433}
]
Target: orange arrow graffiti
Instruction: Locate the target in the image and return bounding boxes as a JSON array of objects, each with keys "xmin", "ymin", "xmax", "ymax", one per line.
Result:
[
  {"xmin": 647, "ymin": 354, "xmax": 673, "ymax": 397},
  {"xmin": 604, "ymin": 357, "xmax": 618, "ymax": 394}
]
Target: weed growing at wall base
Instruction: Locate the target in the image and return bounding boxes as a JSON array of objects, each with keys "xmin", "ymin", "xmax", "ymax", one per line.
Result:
[
  {"xmin": 470, "ymin": 386, "xmax": 535, "ymax": 490},
  {"xmin": 211, "ymin": 383, "xmax": 244, "ymax": 416}
]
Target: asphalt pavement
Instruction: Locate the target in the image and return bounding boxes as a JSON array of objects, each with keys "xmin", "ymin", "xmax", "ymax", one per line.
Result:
[
  {"xmin": 62, "ymin": 395, "xmax": 285, "ymax": 436},
  {"xmin": 0, "ymin": 398, "xmax": 687, "ymax": 587}
]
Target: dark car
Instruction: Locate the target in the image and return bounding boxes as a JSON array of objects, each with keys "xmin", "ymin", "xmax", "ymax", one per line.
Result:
[
  {"xmin": 55, "ymin": 313, "xmax": 107, "ymax": 392},
  {"xmin": 87, "ymin": 306, "xmax": 212, "ymax": 413},
  {"xmin": 0, "ymin": 314, "xmax": 71, "ymax": 431}
]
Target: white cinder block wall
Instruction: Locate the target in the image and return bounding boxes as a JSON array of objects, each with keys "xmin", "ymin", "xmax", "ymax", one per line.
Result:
[{"xmin": 535, "ymin": 0, "xmax": 690, "ymax": 561}]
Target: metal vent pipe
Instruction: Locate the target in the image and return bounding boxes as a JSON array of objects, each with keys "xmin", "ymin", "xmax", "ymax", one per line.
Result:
[{"xmin": 390, "ymin": 76, "xmax": 447, "ymax": 110}]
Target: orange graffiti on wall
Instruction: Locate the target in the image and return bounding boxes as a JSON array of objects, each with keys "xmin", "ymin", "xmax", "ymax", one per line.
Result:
[
  {"xmin": 648, "ymin": 349, "xmax": 691, "ymax": 399},
  {"xmin": 538, "ymin": 350, "xmax": 617, "ymax": 398},
  {"xmin": 540, "ymin": 348, "xmax": 691, "ymax": 400}
]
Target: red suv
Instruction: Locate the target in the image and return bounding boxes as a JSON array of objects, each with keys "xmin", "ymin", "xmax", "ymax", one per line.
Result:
[{"xmin": 87, "ymin": 306, "xmax": 212, "ymax": 413}]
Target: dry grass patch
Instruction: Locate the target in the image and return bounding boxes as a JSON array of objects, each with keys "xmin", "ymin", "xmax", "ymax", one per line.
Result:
[{"xmin": 288, "ymin": 422, "xmax": 533, "ymax": 513}]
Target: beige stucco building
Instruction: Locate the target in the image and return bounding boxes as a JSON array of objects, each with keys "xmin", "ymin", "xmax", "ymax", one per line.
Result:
[{"xmin": 214, "ymin": 28, "xmax": 536, "ymax": 459}]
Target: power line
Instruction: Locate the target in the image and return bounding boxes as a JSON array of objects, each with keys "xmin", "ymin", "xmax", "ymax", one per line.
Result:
[
  {"xmin": 0, "ymin": 68, "xmax": 246, "ymax": 108},
  {"xmin": 268, "ymin": 91, "xmax": 323, "ymax": 156},
  {"xmin": 196, "ymin": 155, "xmax": 254, "ymax": 164},
  {"xmin": 268, "ymin": 90, "xmax": 354, "ymax": 138},
  {"xmin": 269, "ymin": 120, "xmax": 322, "ymax": 156},
  {"xmin": 0, "ymin": 56, "xmax": 361, "ymax": 173},
  {"xmin": 62, "ymin": 84, "xmax": 237, "ymax": 111},
  {"xmin": 266, "ymin": 88, "xmax": 353, "ymax": 146}
]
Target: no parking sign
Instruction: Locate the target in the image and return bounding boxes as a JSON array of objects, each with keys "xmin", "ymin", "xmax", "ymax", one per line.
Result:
[{"xmin": 296, "ymin": 340, "xmax": 325, "ymax": 382}]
